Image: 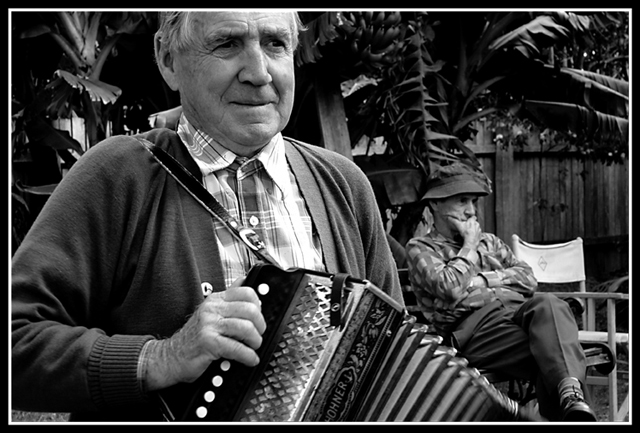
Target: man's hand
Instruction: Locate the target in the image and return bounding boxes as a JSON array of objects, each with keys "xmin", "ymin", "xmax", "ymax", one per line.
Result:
[
  {"xmin": 447, "ymin": 215, "xmax": 482, "ymax": 250},
  {"xmin": 144, "ymin": 279, "xmax": 266, "ymax": 391}
]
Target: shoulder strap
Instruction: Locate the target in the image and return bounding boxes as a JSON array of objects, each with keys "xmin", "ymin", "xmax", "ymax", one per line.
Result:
[{"xmin": 135, "ymin": 137, "xmax": 280, "ymax": 267}]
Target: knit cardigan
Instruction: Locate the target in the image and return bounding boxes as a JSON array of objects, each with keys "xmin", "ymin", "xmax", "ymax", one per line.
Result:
[{"xmin": 11, "ymin": 129, "xmax": 402, "ymax": 421}]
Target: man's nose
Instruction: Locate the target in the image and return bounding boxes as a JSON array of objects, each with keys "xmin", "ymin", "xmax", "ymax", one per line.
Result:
[
  {"xmin": 464, "ymin": 203, "xmax": 476, "ymax": 216},
  {"xmin": 238, "ymin": 43, "xmax": 272, "ymax": 86}
]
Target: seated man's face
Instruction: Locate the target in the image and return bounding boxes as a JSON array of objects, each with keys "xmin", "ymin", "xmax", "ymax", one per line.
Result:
[{"xmin": 433, "ymin": 194, "xmax": 479, "ymax": 233}]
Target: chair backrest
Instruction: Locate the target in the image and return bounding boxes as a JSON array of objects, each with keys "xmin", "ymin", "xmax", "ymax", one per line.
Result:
[{"xmin": 510, "ymin": 234, "xmax": 586, "ymax": 285}]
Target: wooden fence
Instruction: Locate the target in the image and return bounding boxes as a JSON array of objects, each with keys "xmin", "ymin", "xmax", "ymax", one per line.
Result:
[{"xmin": 467, "ymin": 127, "xmax": 629, "ymax": 280}]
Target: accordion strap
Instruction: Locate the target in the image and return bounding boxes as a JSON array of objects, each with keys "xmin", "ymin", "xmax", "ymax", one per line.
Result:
[{"xmin": 136, "ymin": 137, "xmax": 280, "ymax": 267}]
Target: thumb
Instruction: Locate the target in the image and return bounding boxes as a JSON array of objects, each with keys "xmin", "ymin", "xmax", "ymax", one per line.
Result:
[{"xmin": 229, "ymin": 275, "xmax": 246, "ymax": 288}]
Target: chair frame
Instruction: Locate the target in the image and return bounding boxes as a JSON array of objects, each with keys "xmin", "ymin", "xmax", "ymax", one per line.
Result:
[{"xmin": 510, "ymin": 234, "xmax": 629, "ymax": 422}]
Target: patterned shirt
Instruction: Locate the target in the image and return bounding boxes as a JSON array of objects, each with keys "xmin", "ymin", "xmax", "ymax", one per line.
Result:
[
  {"xmin": 405, "ymin": 227, "xmax": 537, "ymax": 335},
  {"xmin": 177, "ymin": 115, "xmax": 325, "ymax": 288}
]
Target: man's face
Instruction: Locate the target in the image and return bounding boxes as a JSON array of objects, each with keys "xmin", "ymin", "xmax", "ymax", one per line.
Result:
[
  {"xmin": 159, "ymin": 11, "xmax": 296, "ymax": 155},
  {"xmin": 432, "ymin": 194, "xmax": 479, "ymax": 232}
]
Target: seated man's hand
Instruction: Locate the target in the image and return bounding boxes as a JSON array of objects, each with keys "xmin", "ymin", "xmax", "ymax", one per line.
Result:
[{"xmin": 447, "ymin": 215, "xmax": 482, "ymax": 250}]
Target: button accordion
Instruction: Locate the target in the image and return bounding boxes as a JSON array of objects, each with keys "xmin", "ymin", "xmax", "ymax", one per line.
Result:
[{"xmin": 156, "ymin": 264, "xmax": 539, "ymax": 422}]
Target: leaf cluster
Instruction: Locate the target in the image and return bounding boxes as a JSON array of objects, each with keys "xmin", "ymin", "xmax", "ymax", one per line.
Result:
[{"xmin": 296, "ymin": 10, "xmax": 629, "ymax": 174}]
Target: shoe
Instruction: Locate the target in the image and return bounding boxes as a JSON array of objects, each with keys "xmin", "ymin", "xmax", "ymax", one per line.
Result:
[{"xmin": 558, "ymin": 378, "xmax": 597, "ymax": 422}]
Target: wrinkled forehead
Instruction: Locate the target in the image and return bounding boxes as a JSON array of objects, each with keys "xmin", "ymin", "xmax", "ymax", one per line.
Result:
[
  {"xmin": 441, "ymin": 193, "xmax": 481, "ymax": 203},
  {"xmin": 191, "ymin": 11, "xmax": 295, "ymax": 39}
]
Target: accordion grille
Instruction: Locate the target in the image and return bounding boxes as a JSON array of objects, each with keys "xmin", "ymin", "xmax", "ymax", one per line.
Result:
[{"xmin": 238, "ymin": 281, "xmax": 332, "ymax": 421}]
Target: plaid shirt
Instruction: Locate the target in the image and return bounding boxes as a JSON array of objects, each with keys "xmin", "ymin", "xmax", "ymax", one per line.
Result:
[
  {"xmin": 177, "ymin": 115, "xmax": 325, "ymax": 287},
  {"xmin": 406, "ymin": 227, "xmax": 537, "ymax": 334}
]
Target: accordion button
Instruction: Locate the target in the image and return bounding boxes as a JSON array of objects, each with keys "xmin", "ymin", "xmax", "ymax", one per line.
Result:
[
  {"xmin": 220, "ymin": 360, "xmax": 231, "ymax": 371},
  {"xmin": 201, "ymin": 282, "xmax": 213, "ymax": 297},
  {"xmin": 212, "ymin": 375, "xmax": 223, "ymax": 387},
  {"xmin": 196, "ymin": 406, "xmax": 207, "ymax": 418},
  {"xmin": 204, "ymin": 391, "xmax": 215, "ymax": 402},
  {"xmin": 258, "ymin": 283, "xmax": 269, "ymax": 295}
]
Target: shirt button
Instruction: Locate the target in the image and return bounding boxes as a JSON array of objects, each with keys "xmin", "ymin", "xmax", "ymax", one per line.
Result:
[{"xmin": 249, "ymin": 215, "xmax": 259, "ymax": 227}]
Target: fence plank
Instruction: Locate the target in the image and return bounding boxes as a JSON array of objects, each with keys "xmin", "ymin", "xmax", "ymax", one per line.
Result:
[
  {"xmin": 478, "ymin": 154, "xmax": 496, "ymax": 234},
  {"xmin": 495, "ymin": 143, "xmax": 518, "ymax": 242}
]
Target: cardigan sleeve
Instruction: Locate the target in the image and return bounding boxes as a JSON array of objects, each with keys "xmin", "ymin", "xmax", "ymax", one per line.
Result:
[{"xmin": 11, "ymin": 136, "xmax": 157, "ymax": 413}]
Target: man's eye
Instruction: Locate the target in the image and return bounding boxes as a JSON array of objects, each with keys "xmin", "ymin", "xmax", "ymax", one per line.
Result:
[
  {"xmin": 216, "ymin": 40, "xmax": 237, "ymax": 49},
  {"xmin": 266, "ymin": 38, "xmax": 289, "ymax": 51}
]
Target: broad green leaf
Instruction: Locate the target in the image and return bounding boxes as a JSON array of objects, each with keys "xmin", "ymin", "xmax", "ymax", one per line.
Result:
[
  {"xmin": 54, "ymin": 70, "xmax": 122, "ymax": 104},
  {"xmin": 18, "ymin": 24, "xmax": 52, "ymax": 39},
  {"xmin": 14, "ymin": 183, "xmax": 59, "ymax": 196},
  {"xmin": 524, "ymin": 100, "xmax": 628, "ymax": 144},
  {"xmin": 560, "ymin": 69, "xmax": 628, "ymax": 117},
  {"xmin": 489, "ymin": 15, "xmax": 572, "ymax": 57},
  {"xmin": 24, "ymin": 116, "xmax": 85, "ymax": 155},
  {"xmin": 563, "ymin": 68, "xmax": 629, "ymax": 97},
  {"xmin": 425, "ymin": 130, "xmax": 459, "ymax": 142}
]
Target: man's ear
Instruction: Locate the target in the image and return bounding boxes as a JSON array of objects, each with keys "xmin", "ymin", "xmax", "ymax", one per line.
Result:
[{"xmin": 154, "ymin": 35, "xmax": 180, "ymax": 92}]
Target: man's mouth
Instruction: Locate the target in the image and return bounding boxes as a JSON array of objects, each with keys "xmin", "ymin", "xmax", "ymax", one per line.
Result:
[
  {"xmin": 236, "ymin": 101, "xmax": 269, "ymax": 106},
  {"xmin": 233, "ymin": 98, "xmax": 274, "ymax": 106}
]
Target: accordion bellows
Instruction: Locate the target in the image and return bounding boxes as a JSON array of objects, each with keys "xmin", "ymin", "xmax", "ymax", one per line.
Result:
[{"xmin": 157, "ymin": 264, "xmax": 536, "ymax": 422}]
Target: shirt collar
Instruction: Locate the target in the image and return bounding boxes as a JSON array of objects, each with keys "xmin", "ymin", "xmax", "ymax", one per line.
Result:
[{"xmin": 177, "ymin": 113, "xmax": 292, "ymax": 197}]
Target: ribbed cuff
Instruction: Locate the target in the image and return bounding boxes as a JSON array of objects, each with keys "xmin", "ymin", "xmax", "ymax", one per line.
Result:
[{"xmin": 88, "ymin": 334, "xmax": 155, "ymax": 410}]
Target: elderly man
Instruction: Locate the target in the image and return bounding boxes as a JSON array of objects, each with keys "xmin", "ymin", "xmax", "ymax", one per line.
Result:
[
  {"xmin": 11, "ymin": 11, "xmax": 401, "ymax": 421},
  {"xmin": 405, "ymin": 161, "xmax": 597, "ymax": 422}
]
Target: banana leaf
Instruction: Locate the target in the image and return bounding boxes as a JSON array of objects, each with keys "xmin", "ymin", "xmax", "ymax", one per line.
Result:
[
  {"xmin": 53, "ymin": 70, "xmax": 122, "ymax": 105},
  {"xmin": 560, "ymin": 68, "xmax": 628, "ymax": 118},
  {"xmin": 24, "ymin": 116, "xmax": 85, "ymax": 155},
  {"xmin": 489, "ymin": 14, "xmax": 574, "ymax": 58},
  {"xmin": 563, "ymin": 67, "xmax": 629, "ymax": 97},
  {"xmin": 524, "ymin": 100, "xmax": 628, "ymax": 145}
]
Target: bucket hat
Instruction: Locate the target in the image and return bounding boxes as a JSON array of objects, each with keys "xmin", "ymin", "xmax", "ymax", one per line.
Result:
[{"xmin": 421, "ymin": 161, "xmax": 492, "ymax": 200}]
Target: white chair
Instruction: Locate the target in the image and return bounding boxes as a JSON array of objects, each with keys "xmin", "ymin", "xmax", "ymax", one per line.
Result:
[{"xmin": 511, "ymin": 234, "xmax": 629, "ymax": 422}]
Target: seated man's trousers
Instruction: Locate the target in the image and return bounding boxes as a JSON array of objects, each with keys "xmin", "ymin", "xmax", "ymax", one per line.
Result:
[{"xmin": 449, "ymin": 293, "xmax": 587, "ymax": 421}]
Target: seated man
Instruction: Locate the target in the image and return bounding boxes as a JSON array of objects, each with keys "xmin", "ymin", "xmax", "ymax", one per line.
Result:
[{"xmin": 405, "ymin": 161, "xmax": 596, "ymax": 422}]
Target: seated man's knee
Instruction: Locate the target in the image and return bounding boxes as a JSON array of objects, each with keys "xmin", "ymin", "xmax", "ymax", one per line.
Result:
[
  {"xmin": 530, "ymin": 292, "xmax": 572, "ymax": 311},
  {"xmin": 534, "ymin": 292, "xmax": 557, "ymax": 303}
]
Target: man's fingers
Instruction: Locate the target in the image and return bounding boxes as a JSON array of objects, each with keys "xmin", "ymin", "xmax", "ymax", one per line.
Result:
[
  {"xmin": 203, "ymin": 287, "xmax": 267, "ymax": 335},
  {"xmin": 208, "ymin": 302, "xmax": 267, "ymax": 339},
  {"xmin": 228, "ymin": 275, "xmax": 246, "ymax": 288},
  {"xmin": 206, "ymin": 316, "xmax": 264, "ymax": 351},
  {"xmin": 209, "ymin": 334, "xmax": 261, "ymax": 367},
  {"xmin": 219, "ymin": 285, "xmax": 261, "ymax": 303}
]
